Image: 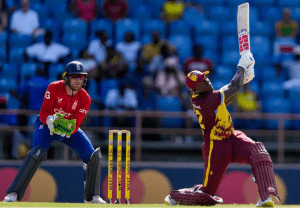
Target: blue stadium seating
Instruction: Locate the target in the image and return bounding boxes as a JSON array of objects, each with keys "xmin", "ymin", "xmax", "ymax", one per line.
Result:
[
  {"xmin": 222, "ymin": 50, "xmax": 240, "ymax": 67},
  {"xmin": 142, "ymin": 19, "xmax": 166, "ymax": 38},
  {"xmin": 208, "ymin": 6, "xmax": 231, "ymax": 23},
  {"xmin": 251, "ymin": 22, "xmax": 272, "ymax": 36},
  {"xmin": 88, "ymin": 79, "xmax": 98, "ymax": 98},
  {"xmin": 288, "ymin": 87, "xmax": 300, "ymax": 102},
  {"xmin": 252, "ymin": 0, "xmax": 275, "ymax": 7},
  {"xmin": 48, "ymin": 64, "xmax": 64, "ymax": 81},
  {"xmin": 0, "ymin": 31, "xmax": 7, "ymax": 46},
  {"xmin": 194, "ymin": 20, "xmax": 219, "ymax": 37},
  {"xmin": 31, "ymin": 3, "xmax": 49, "ymax": 23},
  {"xmin": 0, "ymin": 63, "xmax": 19, "ymax": 81},
  {"xmin": 63, "ymin": 18, "xmax": 87, "ymax": 37},
  {"xmin": 260, "ymin": 7, "xmax": 281, "ymax": 25},
  {"xmin": 221, "ymin": 21, "xmax": 237, "ymax": 36},
  {"xmin": 291, "ymin": 99, "xmax": 300, "ymax": 130},
  {"xmin": 41, "ymin": 18, "xmax": 61, "ymax": 35},
  {"xmin": 195, "ymin": 35, "xmax": 218, "ymax": 51},
  {"xmin": 62, "ymin": 33, "xmax": 87, "ymax": 50},
  {"xmin": 249, "ymin": 80, "xmax": 260, "ymax": 94},
  {"xmin": 44, "ymin": 0, "xmax": 67, "ymax": 11},
  {"xmin": 227, "ymin": 0, "xmax": 250, "ymax": 9},
  {"xmin": 169, "ymin": 20, "xmax": 192, "ymax": 36},
  {"xmin": 144, "ymin": 0, "xmax": 166, "ymax": 17},
  {"xmin": 141, "ymin": 33, "xmax": 152, "ymax": 44},
  {"xmin": 9, "ymin": 34, "xmax": 32, "ymax": 49},
  {"xmin": 222, "ymin": 35, "xmax": 238, "ymax": 51},
  {"xmin": 183, "ymin": 7, "xmax": 205, "ymax": 27},
  {"xmin": 262, "ymin": 81, "xmax": 285, "ymax": 99},
  {"xmin": 0, "ymin": 47, "xmax": 6, "ymax": 62},
  {"xmin": 156, "ymin": 95, "xmax": 184, "ymax": 128},
  {"xmin": 0, "ymin": 78, "xmax": 17, "ymax": 93},
  {"xmin": 199, "ymin": 0, "xmax": 225, "ymax": 10},
  {"xmin": 211, "ymin": 80, "xmax": 227, "ymax": 90},
  {"xmin": 292, "ymin": 8, "xmax": 300, "ymax": 21},
  {"xmin": 20, "ymin": 63, "xmax": 38, "ymax": 84},
  {"xmin": 6, "ymin": 95, "xmax": 20, "ymax": 125},
  {"xmin": 278, "ymin": 0, "xmax": 300, "ymax": 7},
  {"xmin": 250, "ymin": 36, "xmax": 270, "ymax": 55},
  {"xmin": 263, "ymin": 98, "xmax": 291, "ymax": 129},
  {"xmin": 115, "ymin": 18, "xmax": 140, "ymax": 42},
  {"xmin": 130, "ymin": 4, "xmax": 152, "ymax": 21},
  {"xmin": 261, "ymin": 66, "xmax": 284, "ymax": 82},
  {"xmin": 169, "ymin": 34, "xmax": 193, "ymax": 63},
  {"xmin": 213, "ymin": 65, "xmax": 234, "ymax": 81},
  {"xmin": 127, "ymin": 0, "xmax": 145, "ymax": 16},
  {"xmin": 253, "ymin": 51, "xmax": 272, "ymax": 66},
  {"xmin": 203, "ymin": 50, "xmax": 220, "ymax": 64},
  {"xmin": 90, "ymin": 19, "xmax": 114, "ymax": 41},
  {"xmin": 9, "ymin": 48, "xmax": 25, "ymax": 65},
  {"xmin": 99, "ymin": 79, "xmax": 119, "ymax": 100},
  {"xmin": 52, "ymin": 8, "xmax": 73, "ymax": 26}
]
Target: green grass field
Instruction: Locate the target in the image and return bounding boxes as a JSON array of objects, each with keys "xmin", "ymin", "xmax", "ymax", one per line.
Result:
[{"xmin": 0, "ymin": 203, "xmax": 300, "ymax": 208}]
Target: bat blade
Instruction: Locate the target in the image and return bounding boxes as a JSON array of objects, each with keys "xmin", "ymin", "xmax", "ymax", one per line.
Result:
[{"xmin": 237, "ymin": 2, "xmax": 250, "ymax": 55}]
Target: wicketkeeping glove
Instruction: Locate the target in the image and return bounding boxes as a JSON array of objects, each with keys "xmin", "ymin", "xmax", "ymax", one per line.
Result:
[
  {"xmin": 46, "ymin": 114, "xmax": 60, "ymax": 135},
  {"xmin": 53, "ymin": 114, "xmax": 76, "ymax": 138},
  {"xmin": 237, "ymin": 52, "xmax": 255, "ymax": 84}
]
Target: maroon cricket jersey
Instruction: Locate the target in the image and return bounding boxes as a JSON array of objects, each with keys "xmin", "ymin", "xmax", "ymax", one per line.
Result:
[
  {"xmin": 191, "ymin": 90, "xmax": 234, "ymax": 141},
  {"xmin": 39, "ymin": 80, "xmax": 91, "ymax": 134}
]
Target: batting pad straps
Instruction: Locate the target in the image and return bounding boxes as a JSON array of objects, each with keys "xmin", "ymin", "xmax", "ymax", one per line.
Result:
[
  {"xmin": 251, "ymin": 142, "xmax": 281, "ymax": 202},
  {"xmin": 84, "ymin": 148, "xmax": 102, "ymax": 201},
  {"xmin": 170, "ymin": 190, "xmax": 223, "ymax": 206},
  {"xmin": 7, "ymin": 145, "xmax": 47, "ymax": 201}
]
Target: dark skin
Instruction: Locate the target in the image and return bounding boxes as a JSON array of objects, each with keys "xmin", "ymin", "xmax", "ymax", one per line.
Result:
[{"xmin": 193, "ymin": 66, "xmax": 245, "ymax": 105}]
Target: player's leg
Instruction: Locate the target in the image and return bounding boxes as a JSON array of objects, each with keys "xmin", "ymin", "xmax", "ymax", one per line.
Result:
[
  {"xmin": 4, "ymin": 119, "xmax": 51, "ymax": 202},
  {"xmin": 62, "ymin": 129, "xmax": 105, "ymax": 204},
  {"xmin": 231, "ymin": 130, "xmax": 280, "ymax": 206}
]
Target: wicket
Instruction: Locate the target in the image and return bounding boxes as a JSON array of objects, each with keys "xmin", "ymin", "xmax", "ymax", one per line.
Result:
[{"xmin": 108, "ymin": 130, "xmax": 131, "ymax": 204}]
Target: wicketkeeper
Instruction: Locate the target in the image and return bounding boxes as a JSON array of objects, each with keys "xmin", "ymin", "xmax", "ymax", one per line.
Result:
[
  {"xmin": 3, "ymin": 61, "xmax": 106, "ymax": 204},
  {"xmin": 165, "ymin": 52, "xmax": 281, "ymax": 207}
]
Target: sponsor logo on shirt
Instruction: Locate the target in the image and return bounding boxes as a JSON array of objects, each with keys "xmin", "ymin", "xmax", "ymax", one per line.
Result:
[
  {"xmin": 54, "ymin": 108, "xmax": 72, "ymax": 117},
  {"xmin": 57, "ymin": 97, "xmax": 63, "ymax": 103},
  {"xmin": 79, "ymin": 109, "xmax": 87, "ymax": 114},
  {"xmin": 72, "ymin": 100, "xmax": 78, "ymax": 110},
  {"xmin": 192, "ymin": 103, "xmax": 201, "ymax": 110}
]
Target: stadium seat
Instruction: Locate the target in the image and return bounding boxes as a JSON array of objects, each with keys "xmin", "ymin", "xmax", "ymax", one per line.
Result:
[
  {"xmin": 251, "ymin": 36, "xmax": 270, "ymax": 55},
  {"xmin": 292, "ymin": 8, "xmax": 300, "ymax": 21},
  {"xmin": 194, "ymin": 20, "xmax": 219, "ymax": 37},
  {"xmin": 52, "ymin": 8, "xmax": 73, "ymax": 26},
  {"xmin": 127, "ymin": 0, "xmax": 144, "ymax": 16},
  {"xmin": 260, "ymin": 7, "xmax": 281, "ymax": 26},
  {"xmin": 0, "ymin": 47, "xmax": 6, "ymax": 62},
  {"xmin": 0, "ymin": 31, "xmax": 7, "ymax": 46},
  {"xmin": 278, "ymin": 0, "xmax": 300, "ymax": 7},
  {"xmin": 130, "ymin": 4, "xmax": 152, "ymax": 21},
  {"xmin": 41, "ymin": 18, "xmax": 61, "ymax": 34},
  {"xmin": 31, "ymin": 3, "xmax": 49, "ymax": 23},
  {"xmin": 88, "ymin": 79, "xmax": 98, "ymax": 97},
  {"xmin": 214, "ymin": 65, "xmax": 234, "ymax": 81},
  {"xmin": 9, "ymin": 34, "xmax": 32, "ymax": 49},
  {"xmin": 183, "ymin": 7, "xmax": 205, "ymax": 27},
  {"xmin": 99, "ymin": 79, "xmax": 119, "ymax": 100},
  {"xmin": 251, "ymin": 21, "xmax": 272, "ymax": 36},
  {"xmin": 252, "ymin": 51, "xmax": 272, "ymax": 66},
  {"xmin": 208, "ymin": 6, "xmax": 231, "ymax": 23},
  {"xmin": 142, "ymin": 19, "xmax": 166, "ymax": 38},
  {"xmin": 169, "ymin": 34, "xmax": 192, "ymax": 63},
  {"xmin": 221, "ymin": 21, "xmax": 237, "ymax": 36},
  {"xmin": 115, "ymin": 18, "xmax": 140, "ymax": 42},
  {"xmin": 44, "ymin": 0, "xmax": 67, "ymax": 11},
  {"xmin": 252, "ymin": 0, "xmax": 274, "ymax": 7},
  {"xmin": 263, "ymin": 98, "xmax": 291, "ymax": 129},
  {"xmin": 141, "ymin": 33, "xmax": 152, "ymax": 44},
  {"xmin": 63, "ymin": 18, "xmax": 87, "ymax": 37},
  {"xmin": 48, "ymin": 64, "xmax": 64, "ymax": 81},
  {"xmin": 198, "ymin": 0, "xmax": 225, "ymax": 10},
  {"xmin": 203, "ymin": 50, "xmax": 220, "ymax": 64},
  {"xmin": 62, "ymin": 33, "xmax": 87, "ymax": 50},
  {"xmin": 144, "ymin": 0, "xmax": 166, "ymax": 17},
  {"xmin": 0, "ymin": 63, "xmax": 19, "ymax": 81},
  {"xmin": 262, "ymin": 81, "xmax": 284, "ymax": 99},
  {"xmin": 249, "ymin": 80, "xmax": 260, "ymax": 94},
  {"xmin": 9, "ymin": 48, "xmax": 25, "ymax": 65},
  {"xmin": 222, "ymin": 50, "xmax": 240, "ymax": 67},
  {"xmin": 156, "ymin": 95, "xmax": 184, "ymax": 128},
  {"xmin": 0, "ymin": 78, "xmax": 18, "ymax": 93},
  {"xmin": 291, "ymin": 99, "xmax": 300, "ymax": 130},
  {"xmin": 20, "ymin": 63, "xmax": 38, "ymax": 85},
  {"xmin": 222, "ymin": 35, "xmax": 238, "ymax": 51},
  {"xmin": 6, "ymin": 95, "xmax": 20, "ymax": 125},
  {"xmin": 90, "ymin": 19, "xmax": 114, "ymax": 41},
  {"xmin": 211, "ymin": 80, "xmax": 227, "ymax": 90},
  {"xmin": 288, "ymin": 87, "xmax": 300, "ymax": 102},
  {"xmin": 261, "ymin": 66, "xmax": 284, "ymax": 82},
  {"xmin": 195, "ymin": 35, "xmax": 218, "ymax": 51},
  {"xmin": 169, "ymin": 20, "xmax": 192, "ymax": 36}
]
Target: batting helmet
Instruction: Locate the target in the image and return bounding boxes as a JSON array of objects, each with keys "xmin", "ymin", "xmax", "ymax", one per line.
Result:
[
  {"xmin": 62, "ymin": 61, "xmax": 87, "ymax": 90},
  {"xmin": 186, "ymin": 70, "xmax": 209, "ymax": 91}
]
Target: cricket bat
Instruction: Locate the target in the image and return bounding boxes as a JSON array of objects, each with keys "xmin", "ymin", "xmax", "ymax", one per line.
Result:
[{"xmin": 237, "ymin": 2, "xmax": 250, "ymax": 55}]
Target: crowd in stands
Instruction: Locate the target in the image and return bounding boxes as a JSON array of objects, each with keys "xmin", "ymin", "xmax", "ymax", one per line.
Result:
[{"xmin": 1, "ymin": 0, "xmax": 300, "ymax": 158}]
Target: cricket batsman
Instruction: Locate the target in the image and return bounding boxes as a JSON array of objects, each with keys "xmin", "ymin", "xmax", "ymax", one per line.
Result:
[
  {"xmin": 3, "ymin": 61, "xmax": 106, "ymax": 204},
  {"xmin": 165, "ymin": 52, "xmax": 281, "ymax": 207}
]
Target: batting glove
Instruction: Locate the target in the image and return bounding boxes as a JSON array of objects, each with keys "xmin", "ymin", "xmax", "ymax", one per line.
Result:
[
  {"xmin": 238, "ymin": 52, "xmax": 255, "ymax": 70},
  {"xmin": 46, "ymin": 114, "xmax": 60, "ymax": 135}
]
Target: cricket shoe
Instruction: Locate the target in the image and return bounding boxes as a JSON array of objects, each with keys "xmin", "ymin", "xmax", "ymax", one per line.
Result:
[
  {"xmin": 3, "ymin": 192, "xmax": 17, "ymax": 202},
  {"xmin": 84, "ymin": 195, "xmax": 106, "ymax": 204},
  {"xmin": 256, "ymin": 196, "xmax": 274, "ymax": 207},
  {"xmin": 165, "ymin": 195, "xmax": 178, "ymax": 206}
]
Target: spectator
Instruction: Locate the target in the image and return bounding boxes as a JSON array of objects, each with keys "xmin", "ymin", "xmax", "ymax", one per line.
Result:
[
  {"xmin": 10, "ymin": 0, "xmax": 43, "ymax": 37},
  {"xmin": 155, "ymin": 56, "xmax": 185, "ymax": 96},
  {"xmin": 101, "ymin": 0, "xmax": 129, "ymax": 23},
  {"xmin": 77, "ymin": 49, "xmax": 98, "ymax": 80},
  {"xmin": 160, "ymin": 0, "xmax": 185, "ymax": 24},
  {"xmin": 88, "ymin": 30, "xmax": 112, "ymax": 64},
  {"xmin": 183, "ymin": 45, "xmax": 215, "ymax": 75},
  {"xmin": 235, "ymin": 83, "xmax": 261, "ymax": 113},
  {"xmin": 0, "ymin": 0, "xmax": 7, "ymax": 33},
  {"xmin": 278, "ymin": 46, "xmax": 300, "ymax": 90},
  {"xmin": 273, "ymin": 8, "xmax": 298, "ymax": 64},
  {"xmin": 140, "ymin": 31, "xmax": 175, "ymax": 64},
  {"xmin": 100, "ymin": 46, "xmax": 128, "ymax": 79},
  {"xmin": 275, "ymin": 8, "xmax": 298, "ymax": 39},
  {"xmin": 148, "ymin": 44, "xmax": 179, "ymax": 74},
  {"xmin": 116, "ymin": 31, "xmax": 141, "ymax": 72},
  {"xmin": 25, "ymin": 31, "xmax": 71, "ymax": 75},
  {"xmin": 68, "ymin": 0, "xmax": 100, "ymax": 23}
]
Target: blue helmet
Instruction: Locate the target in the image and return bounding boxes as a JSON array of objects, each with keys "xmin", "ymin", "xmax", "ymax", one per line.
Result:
[{"xmin": 62, "ymin": 61, "xmax": 87, "ymax": 90}]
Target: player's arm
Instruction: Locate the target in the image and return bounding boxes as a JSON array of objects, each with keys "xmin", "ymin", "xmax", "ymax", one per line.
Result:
[{"xmin": 39, "ymin": 83, "xmax": 58, "ymax": 124}]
